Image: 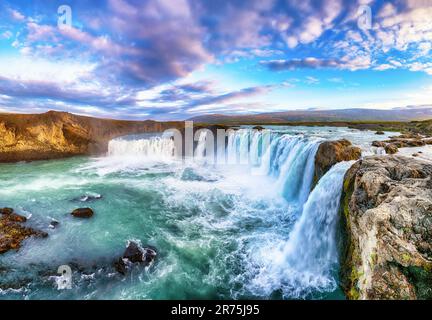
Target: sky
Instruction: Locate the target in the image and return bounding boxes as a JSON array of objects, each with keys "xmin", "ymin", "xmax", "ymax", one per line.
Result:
[{"xmin": 0, "ymin": 0, "xmax": 431, "ymax": 120}]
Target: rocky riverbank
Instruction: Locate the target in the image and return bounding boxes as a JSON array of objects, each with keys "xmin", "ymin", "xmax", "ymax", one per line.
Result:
[
  {"xmin": 0, "ymin": 208, "xmax": 47, "ymax": 254},
  {"xmin": 372, "ymin": 133, "xmax": 432, "ymax": 155}
]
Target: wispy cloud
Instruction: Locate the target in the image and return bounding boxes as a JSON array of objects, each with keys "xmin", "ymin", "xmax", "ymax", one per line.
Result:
[{"xmin": 0, "ymin": 0, "xmax": 431, "ymax": 119}]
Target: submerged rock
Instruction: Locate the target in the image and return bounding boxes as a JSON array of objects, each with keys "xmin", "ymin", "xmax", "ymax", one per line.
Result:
[
  {"xmin": 73, "ymin": 194, "xmax": 103, "ymax": 203},
  {"xmin": 115, "ymin": 241, "xmax": 157, "ymax": 275},
  {"xmin": 340, "ymin": 156, "xmax": 432, "ymax": 299},
  {"xmin": 0, "ymin": 208, "xmax": 48, "ymax": 254},
  {"xmin": 49, "ymin": 219, "xmax": 59, "ymax": 229},
  {"xmin": 180, "ymin": 167, "xmax": 217, "ymax": 182},
  {"xmin": 71, "ymin": 208, "xmax": 94, "ymax": 218},
  {"xmin": 314, "ymin": 139, "xmax": 362, "ymax": 184}
]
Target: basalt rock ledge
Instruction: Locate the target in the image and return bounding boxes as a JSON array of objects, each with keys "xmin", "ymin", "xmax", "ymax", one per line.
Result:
[{"xmin": 340, "ymin": 155, "xmax": 432, "ymax": 299}]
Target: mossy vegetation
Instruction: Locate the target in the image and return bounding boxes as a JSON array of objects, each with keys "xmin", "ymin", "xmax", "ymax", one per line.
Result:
[
  {"xmin": 338, "ymin": 168, "xmax": 363, "ymax": 300},
  {"xmin": 400, "ymin": 265, "xmax": 432, "ymax": 299}
]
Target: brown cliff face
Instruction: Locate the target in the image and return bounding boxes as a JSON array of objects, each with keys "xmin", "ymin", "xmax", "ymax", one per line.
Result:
[
  {"xmin": 0, "ymin": 111, "xmax": 183, "ymax": 162},
  {"xmin": 314, "ymin": 139, "xmax": 362, "ymax": 185},
  {"xmin": 340, "ymin": 156, "xmax": 432, "ymax": 299}
]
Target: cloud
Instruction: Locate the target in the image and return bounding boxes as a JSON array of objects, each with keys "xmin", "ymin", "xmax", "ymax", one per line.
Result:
[
  {"xmin": 1, "ymin": 30, "xmax": 13, "ymax": 39},
  {"xmin": 261, "ymin": 58, "xmax": 344, "ymax": 71},
  {"xmin": 262, "ymin": 55, "xmax": 372, "ymax": 71},
  {"xmin": 305, "ymin": 76, "xmax": 319, "ymax": 85},
  {"xmin": 2, "ymin": 0, "xmax": 432, "ymax": 119},
  {"xmin": 9, "ymin": 8, "xmax": 25, "ymax": 21},
  {"xmin": 0, "ymin": 76, "xmax": 137, "ymax": 109},
  {"xmin": 186, "ymin": 85, "xmax": 273, "ymax": 108}
]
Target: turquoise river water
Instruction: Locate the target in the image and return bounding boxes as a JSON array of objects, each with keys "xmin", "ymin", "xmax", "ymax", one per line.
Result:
[{"xmin": 0, "ymin": 126, "xmax": 393, "ymax": 300}]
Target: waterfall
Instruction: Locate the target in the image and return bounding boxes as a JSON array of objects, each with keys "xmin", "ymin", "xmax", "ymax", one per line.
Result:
[
  {"xmin": 106, "ymin": 128, "xmax": 352, "ymax": 298},
  {"xmin": 108, "ymin": 136, "xmax": 175, "ymax": 160},
  {"xmin": 225, "ymin": 130, "xmax": 320, "ymax": 206},
  {"xmin": 194, "ymin": 130, "xmax": 208, "ymax": 160},
  {"xmin": 108, "ymin": 129, "xmax": 321, "ymax": 206},
  {"xmin": 249, "ymin": 161, "xmax": 354, "ymax": 298}
]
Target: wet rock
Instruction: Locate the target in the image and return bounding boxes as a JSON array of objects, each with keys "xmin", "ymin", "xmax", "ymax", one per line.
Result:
[
  {"xmin": 0, "ymin": 208, "xmax": 14, "ymax": 215},
  {"xmin": 252, "ymin": 126, "xmax": 265, "ymax": 131},
  {"xmin": 115, "ymin": 241, "xmax": 157, "ymax": 275},
  {"xmin": 71, "ymin": 208, "xmax": 94, "ymax": 218},
  {"xmin": 73, "ymin": 194, "xmax": 103, "ymax": 203},
  {"xmin": 372, "ymin": 141, "xmax": 386, "ymax": 148},
  {"xmin": 391, "ymin": 133, "xmax": 424, "ymax": 139},
  {"xmin": 340, "ymin": 156, "xmax": 432, "ymax": 299},
  {"xmin": 314, "ymin": 139, "xmax": 362, "ymax": 183},
  {"xmin": 384, "ymin": 143, "xmax": 398, "ymax": 155},
  {"xmin": 383, "ymin": 138, "xmax": 426, "ymax": 148},
  {"xmin": 375, "ymin": 131, "xmax": 385, "ymax": 135},
  {"xmin": 0, "ymin": 208, "xmax": 48, "ymax": 254},
  {"xmin": 49, "ymin": 219, "xmax": 59, "ymax": 229}
]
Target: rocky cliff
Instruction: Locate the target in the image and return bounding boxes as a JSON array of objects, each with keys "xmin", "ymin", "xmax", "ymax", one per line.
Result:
[
  {"xmin": 314, "ymin": 139, "xmax": 362, "ymax": 184},
  {"xmin": 0, "ymin": 111, "xmax": 183, "ymax": 162},
  {"xmin": 340, "ymin": 155, "xmax": 432, "ymax": 299}
]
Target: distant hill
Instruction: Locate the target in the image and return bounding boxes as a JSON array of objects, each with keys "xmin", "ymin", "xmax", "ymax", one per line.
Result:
[{"xmin": 188, "ymin": 108, "xmax": 432, "ymax": 124}]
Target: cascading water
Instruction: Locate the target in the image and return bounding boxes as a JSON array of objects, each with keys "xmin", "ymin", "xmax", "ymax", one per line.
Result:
[
  {"xmin": 108, "ymin": 135, "xmax": 175, "ymax": 160},
  {"xmin": 247, "ymin": 161, "xmax": 354, "ymax": 298},
  {"xmin": 105, "ymin": 128, "xmax": 349, "ymax": 298},
  {"xmin": 225, "ymin": 130, "xmax": 321, "ymax": 206}
]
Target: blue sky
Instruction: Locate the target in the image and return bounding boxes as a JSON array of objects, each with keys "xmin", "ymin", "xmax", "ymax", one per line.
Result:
[{"xmin": 0, "ymin": 0, "xmax": 431, "ymax": 120}]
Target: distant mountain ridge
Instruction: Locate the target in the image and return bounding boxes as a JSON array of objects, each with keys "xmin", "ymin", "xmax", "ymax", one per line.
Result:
[{"xmin": 188, "ymin": 108, "xmax": 432, "ymax": 124}]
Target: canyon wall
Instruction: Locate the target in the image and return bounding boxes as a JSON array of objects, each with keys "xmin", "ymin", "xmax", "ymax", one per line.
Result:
[{"xmin": 0, "ymin": 111, "xmax": 183, "ymax": 162}]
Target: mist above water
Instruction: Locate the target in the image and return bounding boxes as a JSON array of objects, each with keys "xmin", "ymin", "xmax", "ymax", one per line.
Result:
[{"xmin": 0, "ymin": 127, "xmax": 391, "ymax": 299}]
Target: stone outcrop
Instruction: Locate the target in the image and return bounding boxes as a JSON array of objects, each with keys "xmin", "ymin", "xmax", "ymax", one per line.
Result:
[
  {"xmin": 340, "ymin": 155, "xmax": 432, "ymax": 299},
  {"xmin": 384, "ymin": 144, "xmax": 398, "ymax": 155},
  {"xmin": 314, "ymin": 139, "xmax": 362, "ymax": 183},
  {"xmin": 0, "ymin": 111, "xmax": 183, "ymax": 162},
  {"xmin": 0, "ymin": 208, "xmax": 48, "ymax": 254},
  {"xmin": 372, "ymin": 133, "xmax": 432, "ymax": 155},
  {"xmin": 71, "ymin": 208, "xmax": 94, "ymax": 218},
  {"xmin": 114, "ymin": 241, "xmax": 157, "ymax": 275}
]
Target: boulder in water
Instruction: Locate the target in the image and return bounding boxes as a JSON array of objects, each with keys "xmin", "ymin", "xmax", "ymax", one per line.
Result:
[
  {"xmin": 340, "ymin": 156, "xmax": 432, "ymax": 299},
  {"xmin": 115, "ymin": 241, "xmax": 157, "ymax": 274},
  {"xmin": 0, "ymin": 208, "xmax": 14, "ymax": 215},
  {"xmin": 375, "ymin": 131, "xmax": 385, "ymax": 135},
  {"xmin": 0, "ymin": 208, "xmax": 48, "ymax": 254},
  {"xmin": 252, "ymin": 126, "xmax": 265, "ymax": 131},
  {"xmin": 71, "ymin": 208, "xmax": 94, "ymax": 218},
  {"xmin": 314, "ymin": 139, "xmax": 361, "ymax": 184},
  {"xmin": 384, "ymin": 143, "xmax": 398, "ymax": 154},
  {"xmin": 372, "ymin": 141, "xmax": 386, "ymax": 148}
]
